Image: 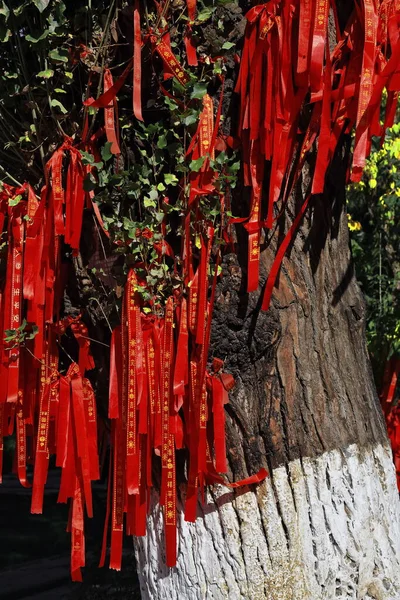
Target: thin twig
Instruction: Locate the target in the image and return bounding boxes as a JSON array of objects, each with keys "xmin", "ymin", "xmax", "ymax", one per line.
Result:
[
  {"xmin": 83, "ymin": 0, "xmax": 117, "ymax": 138},
  {"xmin": 57, "ymin": 339, "xmax": 76, "ymax": 365},
  {"xmin": 155, "ymin": 0, "xmax": 171, "ymax": 31},
  {"xmin": 89, "ymin": 295, "xmax": 113, "ymax": 332},
  {"xmin": 80, "ymin": 334, "xmax": 110, "ymax": 348},
  {"xmin": 25, "ymin": 345, "xmax": 61, "ymax": 377},
  {"xmin": 11, "ymin": 23, "xmax": 46, "ymax": 169},
  {"xmin": 0, "ymin": 164, "xmax": 23, "ymax": 187}
]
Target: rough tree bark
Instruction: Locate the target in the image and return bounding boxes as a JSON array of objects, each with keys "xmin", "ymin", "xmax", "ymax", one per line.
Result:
[
  {"xmin": 134, "ymin": 163, "xmax": 400, "ymax": 600},
  {"xmin": 132, "ymin": 15, "xmax": 400, "ymax": 600}
]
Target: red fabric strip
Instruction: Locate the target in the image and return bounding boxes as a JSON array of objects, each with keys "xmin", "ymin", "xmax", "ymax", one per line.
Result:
[
  {"xmin": 154, "ymin": 40, "xmax": 190, "ymax": 87},
  {"xmin": 296, "ymin": 0, "xmax": 313, "ymax": 87},
  {"xmin": 211, "ymin": 376, "xmax": 227, "ymax": 474},
  {"xmin": 31, "ymin": 363, "xmax": 52, "ymax": 514},
  {"xmin": 109, "ymin": 326, "xmax": 122, "ymax": 419},
  {"xmin": 310, "ymin": 0, "xmax": 329, "ymax": 93},
  {"xmin": 262, "ymin": 195, "xmax": 312, "ymax": 311},
  {"xmin": 110, "ymin": 418, "xmax": 124, "ymax": 570},
  {"xmin": 173, "ymin": 298, "xmax": 188, "ymax": 408},
  {"xmin": 16, "ymin": 396, "xmax": 31, "ymax": 488},
  {"xmin": 126, "ymin": 270, "xmax": 139, "ymax": 495},
  {"xmin": 206, "ymin": 467, "xmax": 268, "ymax": 488},
  {"xmin": 133, "ymin": 0, "xmax": 144, "ymax": 121},
  {"xmin": 104, "ymin": 69, "xmax": 121, "ymax": 155},
  {"xmin": 56, "ymin": 375, "xmax": 70, "ymax": 468},
  {"xmin": 70, "ymin": 479, "xmax": 85, "ymax": 582},
  {"xmin": 84, "ymin": 61, "xmax": 133, "ymax": 108},
  {"xmin": 99, "ymin": 444, "xmax": 112, "ymax": 568},
  {"xmin": 351, "ymin": 0, "xmax": 378, "ymax": 181},
  {"xmin": 0, "ymin": 403, "xmax": 4, "ymax": 483}
]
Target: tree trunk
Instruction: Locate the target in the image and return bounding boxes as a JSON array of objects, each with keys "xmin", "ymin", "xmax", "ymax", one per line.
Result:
[
  {"xmin": 136, "ymin": 446, "xmax": 399, "ymax": 600},
  {"xmin": 127, "ymin": 1, "xmax": 400, "ymax": 597},
  {"xmin": 133, "ymin": 138, "xmax": 400, "ymax": 599}
]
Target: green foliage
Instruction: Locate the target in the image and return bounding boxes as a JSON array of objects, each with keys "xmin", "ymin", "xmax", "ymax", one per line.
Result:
[
  {"xmin": 0, "ymin": 0, "xmax": 242, "ymax": 316},
  {"xmin": 4, "ymin": 319, "xmax": 38, "ymax": 347},
  {"xmin": 0, "ymin": 0, "xmax": 117, "ymax": 184},
  {"xmin": 91, "ymin": 93, "xmax": 239, "ymax": 307},
  {"xmin": 347, "ymin": 120, "xmax": 400, "ymax": 378}
]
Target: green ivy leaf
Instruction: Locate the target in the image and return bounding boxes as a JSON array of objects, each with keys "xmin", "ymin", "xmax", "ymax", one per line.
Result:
[
  {"xmin": 26, "ymin": 31, "xmax": 50, "ymax": 43},
  {"xmin": 0, "ymin": 24, "xmax": 11, "ymax": 42},
  {"xmin": 98, "ymin": 170, "xmax": 109, "ymax": 186},
  {"xmin": 25, "ymin": 325, "xmax": 39, "ymax": 340},
  {"xmin": 221, "ymin": 41, "xmax": 235, "ymax": 50},
  {"xmin": 215, "ymin": 151, "xmax": 227, "ymax": 165},
  {"xmin": 164, "ymin": 173, "xmax": 179, "ymax": 185},
  {"xmin": 0, "ymin": 2, "xmax": 10, "ymax": 19},
  {"xmin": 33, "ymin": 0, "xmax": 50, "ymax": 13},
  {"xmin": 9, "ymin": 194, "xmax": 22, "ymax": 207},
  {"xmin": 189, "ymin": 156, "xmax": 206, "ymax": 172},
  {"xmin": 80, "ymin": 151, "xmax": 95, "ymax": 165},
  {"xmin": 149, "ymin": 189, "xmax": 158, "ymax": 201},
  {"xmin": 183, "ymin": 113, "xmax": 198, "ymax": 126},
  {"xmin": 36, "ymin": 69, "xmax": 54, "ymax": 79},
  {"xmin": 49, "ymin": 48, "xmax": 69, "ymax": 63},
  {"xmin": 157, "ymin": 135, "xmax": 168, "ymax": 149},
  {"xmin": 50, "ymin": 98, "xmax": 68, "ymax": 114},
  {"xmin": 191, "ymin": 82, "xmax": 208, "ymax": 100},
  {"xmin": 101, "ymin": 142, "xmax": 113, "ymax": 162},
  {"xmin": 144, "ymin": 198, "xmax": 156, "ymax": 208},
  {"xmin": 197, "ymin": 8, "xmax": 213, "ymax": 22},
  {"xmin": 13, "ymin": 3, "xmax": 26, "ymax": 17}
]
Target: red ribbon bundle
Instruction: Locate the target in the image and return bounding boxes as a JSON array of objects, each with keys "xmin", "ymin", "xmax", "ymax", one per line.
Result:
[
  {"xmin": 97, "ymin": 84, "xmax": 268, "ymax": 569},
  {"xmin": 381, "ymin": 358, "xmax": 400, "ymax": 490},
  {"xmin": 0, "ymin": 182, "xmax": 99, "ymax": 580},
  {"xmin": 102, "ymin": 270, "xmax": 268, "ymax": 569},
  {"xmin": 234, "ymin": 0, "xmax": 400, "ymax": 308}
]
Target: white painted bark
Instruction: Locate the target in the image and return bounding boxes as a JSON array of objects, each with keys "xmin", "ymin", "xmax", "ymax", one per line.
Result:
[{"xmin": 134, "ymin": 443, "xmax": 400, "ymax": 600}]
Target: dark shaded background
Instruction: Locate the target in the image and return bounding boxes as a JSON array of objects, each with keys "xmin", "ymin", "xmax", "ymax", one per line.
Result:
[{"xmin": 0, "ymin": 447, "xmax": 140, "ymax": 600}]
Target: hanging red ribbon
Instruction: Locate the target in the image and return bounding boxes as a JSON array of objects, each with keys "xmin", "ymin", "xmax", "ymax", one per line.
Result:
[
  {"xmin": 104, "ymin": 69, "xmax": 121, "ymax": 155},
  {"xmin": 133, "ymin": 0, "xmax": 144, "ymax": 121}
]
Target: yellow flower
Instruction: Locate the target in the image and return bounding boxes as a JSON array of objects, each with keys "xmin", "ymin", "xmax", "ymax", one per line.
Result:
[{"xmin": 347, "ymin": 214, "xmax": 362, "ymax": 231}]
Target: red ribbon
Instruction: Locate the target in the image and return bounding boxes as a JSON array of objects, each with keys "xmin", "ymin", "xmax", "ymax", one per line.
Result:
[
  {"xmin": 104, "ymin": 69, "xmax": 121, "ymax": 155},
  {"xmin": 351, "ymin": 0, "xmax": 378, "ymax": 181},
  {"xmin": 16, "ymin": 394, "xmax": 31, "ymax": 488},
  {"xmin": 133, "ymin": 0, "xmax": 144, "ymax": 121},
  {"xmin": 126, "ymin": 270, "xmax": 139, "ymax": 495},
  {"xmin": 31, "ymin": 343, "xmax": 53, "ymax": 514},
  {"xmin": 262, "ymin": 195, "xmax": 312, "ymax": 311},
  {"xmin": 160, "ymin": 297, "xmax": 176, "ymax": 566},
  {"xmin": 84, "ymin": 61, "xmax": 133, "ymax": 108},
  {"xmin": 153, "ymin": 39, "xmax": 190, "ymax": 87}
]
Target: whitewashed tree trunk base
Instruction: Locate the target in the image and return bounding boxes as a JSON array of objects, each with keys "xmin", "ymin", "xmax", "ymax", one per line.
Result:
[{"xmin": 134, "ymin": 443, "xmax": 400, "ymax": 600}]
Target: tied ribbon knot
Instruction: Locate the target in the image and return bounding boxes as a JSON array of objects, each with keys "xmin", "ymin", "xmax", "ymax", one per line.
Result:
[
  {"xmin": 246, "ymin": 4, "xmax": 280, "ymax": 43},
  {"xmin": 61, "ymin": 136, "xmax": 74, "ymax": 150},
  {"xmin": 245, "ymin": 0, "xmax": 279, "ymax": 23}
]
